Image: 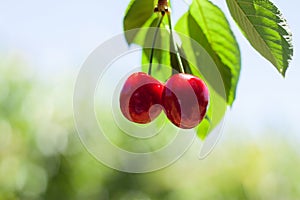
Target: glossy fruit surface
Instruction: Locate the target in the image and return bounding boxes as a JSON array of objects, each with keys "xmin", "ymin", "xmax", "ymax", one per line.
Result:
[
  {"xmin": 119, "ymin": 72, "xmax": 164, "ymax": 124},
  {"xmin": 162, "ymin": 73, "xmax": 209, "ymax": 129}
]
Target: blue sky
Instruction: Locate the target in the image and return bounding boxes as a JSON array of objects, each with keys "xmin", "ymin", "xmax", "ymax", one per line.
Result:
[{"xmin": 0, "ymin": 0, "xmax": 299, "ymax": 138}]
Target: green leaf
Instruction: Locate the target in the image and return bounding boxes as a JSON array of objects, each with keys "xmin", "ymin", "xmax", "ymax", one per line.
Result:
[
  {"xmin": 226, "ymin": 0, "xmax": 293, "ymax": 76},
  {"xmin": 175, "ymin": 0, "xmax": 241, "ymax": 105},
  {"xmin": 197, "ymin": 108, "xmax": 211, "ymax": 140},
  {"xmin": 123, "ymin": 0, "xmax": 155, "ymax": 44},
  {"xmin": 124, "ymin": 0, "xmax": 172, "ymax": 80},
  {"xmin": 194, "ymin": 65, "xmax": 227, "ymax": 140},
  {"xmin": 141, "ymin": 25, "xmax": 193, "ymax": 82},
  {"xmin": 141, "ymin": 19, "xmax": 172, "ymax": 82},
  {"xmin": 136, "ymin": 15, "xmax": 173, "ymax": 81},
  {"xmin": 142, "ymin": 49, "xmax": 172, "ymax": 82},
  {"xmin": 175, "ymin": 0, "xmax": 236, "ymax": 138}
]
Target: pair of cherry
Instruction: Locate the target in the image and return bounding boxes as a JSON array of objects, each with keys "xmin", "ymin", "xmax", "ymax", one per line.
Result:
[{"xmin": 119, "ymin": 72, "xmax": 209, "ymax": 129}]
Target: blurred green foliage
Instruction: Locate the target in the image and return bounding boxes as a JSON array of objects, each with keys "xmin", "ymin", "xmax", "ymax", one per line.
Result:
[{"xmin": 0, "ymin": 56, "xmax": 300, "ymax": 200}]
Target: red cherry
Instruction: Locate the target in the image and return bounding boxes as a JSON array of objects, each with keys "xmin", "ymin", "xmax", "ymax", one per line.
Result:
[
  {"xmin": 119, "ymin": 72, "xmax": 164, "ymax": 124},
  {"xmin": 162, "ymin": 73, "xmax": 209, "ymax": 129}
]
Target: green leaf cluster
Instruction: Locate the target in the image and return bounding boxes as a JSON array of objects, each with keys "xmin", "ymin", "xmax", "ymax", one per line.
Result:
[{"xmin": 123, "ymin": 0, "xmax": 293, "ymax": 139}]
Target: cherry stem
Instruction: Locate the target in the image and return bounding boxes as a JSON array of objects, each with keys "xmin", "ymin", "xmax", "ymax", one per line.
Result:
[
  {"xmin": 167, "ymin": 14, "xmax": 185, "ymax": 74},
  {"xmin": 148, "ymin": 14, "xmax": 165, "ymax": 75}
]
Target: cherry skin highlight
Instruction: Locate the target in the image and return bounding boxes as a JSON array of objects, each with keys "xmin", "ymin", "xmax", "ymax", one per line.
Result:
[
  {"xmin": 162, "ymin": 73, "xmax": 209, "ymax": 129},
  {"xmin": 119, "ymin": 72, "xmax": 164, "ymax": 124}
]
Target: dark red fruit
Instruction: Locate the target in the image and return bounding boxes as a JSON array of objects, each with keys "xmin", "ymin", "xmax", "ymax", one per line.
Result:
[
  {"xmin": 119, "ymin": 72, "xmax": 164, "ymax": 124},
  {"xmin": 162, "ymin": 73, "xmax": 209, "ymax": 129}
]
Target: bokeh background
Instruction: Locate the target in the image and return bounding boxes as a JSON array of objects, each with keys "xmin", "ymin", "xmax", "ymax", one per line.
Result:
[{"xmin": 1, "ymin": 0, "xmax": 299, "ymax": 199}]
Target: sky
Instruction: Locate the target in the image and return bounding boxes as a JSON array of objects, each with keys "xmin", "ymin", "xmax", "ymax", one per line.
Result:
[{"xmin": 0, "ymin": 0, "xmax": 299, "ymax": 139}]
